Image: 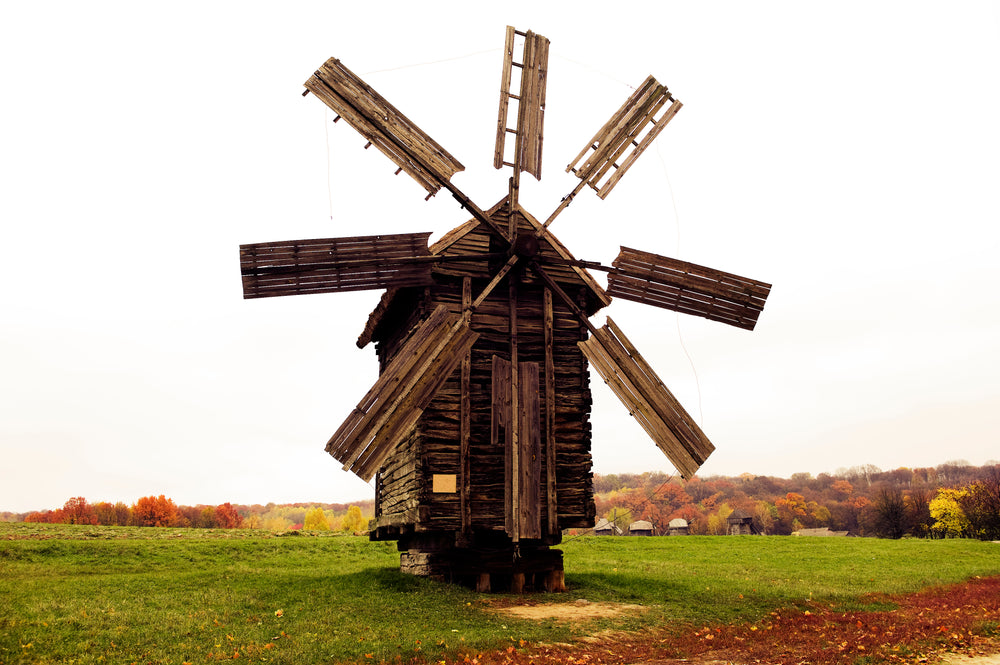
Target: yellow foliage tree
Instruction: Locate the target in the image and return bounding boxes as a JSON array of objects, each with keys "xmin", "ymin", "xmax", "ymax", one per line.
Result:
[
  {"xmin": 341, "ymin": 505, "xmax": 367, "ymax": 534},
  {"xmin": 930, "ymin": 488, "xmax": 970, "ymax": 538},
  {"xmin": 303, "ymin": 506, "xmax": 331, "ymax": 531}
]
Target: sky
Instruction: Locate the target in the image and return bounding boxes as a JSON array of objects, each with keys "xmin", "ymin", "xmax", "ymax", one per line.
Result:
[{"xmin": 2, "ymin": 2, "xmax": 999, "ymax": 514}]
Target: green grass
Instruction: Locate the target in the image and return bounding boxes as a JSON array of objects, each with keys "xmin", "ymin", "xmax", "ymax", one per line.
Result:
[{"xmin": 1, "ymin": 523, "xmax": 998, "ymax": 664}]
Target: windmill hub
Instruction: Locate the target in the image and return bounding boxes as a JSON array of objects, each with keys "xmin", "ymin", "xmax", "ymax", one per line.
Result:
[
  {"xmin": 511, "ymin": 234, "xmax": 540, "ymax": 259},
  {"xmin": 239, "ymin": 26, "xmax": 771, "ymax": 593}
]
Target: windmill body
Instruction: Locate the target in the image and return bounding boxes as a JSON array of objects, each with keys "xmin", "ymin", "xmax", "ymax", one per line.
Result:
[
  {"xmin": 357, "ymin": 199, "xmax": 607, "ymax": 585},
  {"xmin": 239, "ymin": 27, "xmax": 770, "ymax": 592}
]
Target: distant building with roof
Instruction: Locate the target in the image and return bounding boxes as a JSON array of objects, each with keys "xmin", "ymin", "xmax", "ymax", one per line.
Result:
[
  {"xmin": 594, "ymin": 518, "xmax": 622, "ymax": 536},
  {"xmin": 727, "ymin": 509, "xmax": 760, "ymax": 535},
  {"xmin": 667, "ymin": 518, "xmax": 689, "ymax": 536},
  {"xmin": 628, "ymin": 520, "xmax": 654, "ymax": 536}
]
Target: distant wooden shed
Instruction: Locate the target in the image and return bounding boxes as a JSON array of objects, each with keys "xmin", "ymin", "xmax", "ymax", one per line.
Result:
[
  {"xmin": 727, "ymin": 509, "xmax": 759, "ymax": 535},
  {"xmin": 594, "ymin": 518, "xmax": 622, "ymax": 536},
  {"xmin": 667, "ymin": 518, "xmax": 689, "ymax": 536},
  {"xmin": 629, "ymin": 520, "xmax": 654, "ymax": 536}
]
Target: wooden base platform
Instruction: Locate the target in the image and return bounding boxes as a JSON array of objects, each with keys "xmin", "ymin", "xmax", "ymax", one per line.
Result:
[{"xmin": 396, "ymin": 533, "xmax": 565, "ymax": 592}]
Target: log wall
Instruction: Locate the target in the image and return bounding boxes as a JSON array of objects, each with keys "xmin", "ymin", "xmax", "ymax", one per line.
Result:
[{"xmin": 370, "ymin": 270, "xmax": 597, "ymax": 539}]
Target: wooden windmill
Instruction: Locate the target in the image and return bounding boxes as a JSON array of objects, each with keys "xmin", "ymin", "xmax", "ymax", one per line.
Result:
[{"xmin": 240, "ymin": 27, "xmax": 770, "ymax": 592}]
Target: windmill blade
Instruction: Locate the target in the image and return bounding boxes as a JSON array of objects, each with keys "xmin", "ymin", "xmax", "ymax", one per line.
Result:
[
  {"xmin": 608, "ymin": 246, "xmax": 771, "ymax": 331},
  {"xmin": 529, "ymin": 260, "xmax": 709, "ymax": 476},
  {"xmin": 239, "ymin": 232, "xmax": 438, "ymax": 299},
  {"xmin": 578, "ymin": 317, "xmax": 714, "ymax": 479},
  {"xmin": 494, "ymin": 26, "xmax": 549, "ymax": 180},
  {"xmin": 305, "ymin": 58, "xmax": 465, "ymax": 197},
  {"xmin": 567, "ymin": 75, "xmax": 681, "ymax": 199},
  {"xmin": 326, "ymin": 305, "xmax": 479, "ymax": 481}
]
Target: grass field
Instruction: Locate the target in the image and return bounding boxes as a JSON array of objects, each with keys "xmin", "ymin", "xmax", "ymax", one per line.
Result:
[{"xmin": 1, "ymin": 523, "xmax": 998, "ymax": 664}]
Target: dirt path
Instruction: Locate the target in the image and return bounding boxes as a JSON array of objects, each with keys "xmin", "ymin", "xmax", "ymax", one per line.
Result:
[{"xmin": 466, "ymin": 576, "xmax": 1000, "ymax": 665}]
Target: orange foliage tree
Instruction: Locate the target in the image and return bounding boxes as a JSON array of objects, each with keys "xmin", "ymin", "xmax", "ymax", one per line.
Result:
[{"xmin": 132, "ymin": 495, "xmax": 180, "ymax": 527}]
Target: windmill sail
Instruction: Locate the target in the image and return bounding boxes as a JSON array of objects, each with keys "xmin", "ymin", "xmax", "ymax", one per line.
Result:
[
  {"xmin": 608, "ymin": 247, "xmax": 771, "ymax": 331},
  {"xmin": 326, "ymin": 305, "xmax": 479, "ymax": 481},
  {"xmin": 579, "ymin": 317, "xmax": 714, "ymax": 479},
  {"xmin": 240, "ymin": 232, "xmax": 435, "ymax": 299},
  {"xmin": 567, "ymin": 76, "xmax": 681, "ymax": 199},
  {"xmin": 494, "ymin": 26, "xmax": 549, "ymax": 180},
  {"xmin": 305, "ymin": 58, "xmax": 465, "ymax": 196}
]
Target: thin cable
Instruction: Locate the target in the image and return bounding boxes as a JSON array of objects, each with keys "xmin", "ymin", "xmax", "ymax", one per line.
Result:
[
  {"xmin": 324, "ymin": 108, "xmax": 334, "ymax": 221},
  {"xmin": 362, "ymin": 48, "xmax": 498, "ymax": 75},
  {"xmin": 656, "ymin": 140, "xmax": 704, "ymax": 426},
  {"xmin": 553, "ymin": 54, "xmax": 636, "ymax": 90}
]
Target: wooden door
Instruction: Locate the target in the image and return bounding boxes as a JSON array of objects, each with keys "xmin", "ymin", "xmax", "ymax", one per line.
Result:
[{"xmin": 492, "ymin": 356, "xmax": 542, "ymax": 541}]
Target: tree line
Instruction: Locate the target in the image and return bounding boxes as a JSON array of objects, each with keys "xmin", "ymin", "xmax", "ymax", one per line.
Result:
[
  {"xmin": 592, "ymin": 461, "xmax": 1000, "ymax": 539},
  {"xmin": 11, "ymin": 496, "xmax": 374, "ymax": 533}
]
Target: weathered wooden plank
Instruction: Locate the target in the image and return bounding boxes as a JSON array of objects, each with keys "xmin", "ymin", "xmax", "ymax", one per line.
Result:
[
  {"xmin": 599, "ymin": 100, "xmax": 681, "ymax": 197},
  {"xmin": 516, "ymin": 30, "xmax": 548, "ymax": 180},
  {"xmin": 492, "ymin": 355, "xmax": 513, "ymax": 535},
  {"xmin": 460, "ymin": 277, "xmax": 472, "ymax": 534},
  {"xmin": 517, "ymin": 361, "xmax": 542, "ymax": 540},
  {"xmin": 326, "ymin": 305, "xmax": 479, "ymax": 481},
  {"xmin": 329, "ymin": 305, "xmax": 453, "ymax": 460},
  {"xmin": 578, "ymin": 318, "xmax": 714, "ymax": 479},
  {"xmin": 240, "ymin": 233, "xmax": 434, "ymax": 298},
  {"xmin": 493, "ymin": 26, "xmax": 516, "ymax": 171},
  {"xmin": 305, "ymin": 58, "xmax": 465, "ymax": 196},
  {"xmin": 566, "ymin": 76, "xmax": 680, "ymax": 199},
  {"xmin": 543, "ymin": 287, "xmax": 558, "ymax": 536},
  {"xmin": 353, "ymin": 321, "xmax": 479, "ymax": 479},
  {"xmin": 608, "ymin": 246, "xmax": 770, "ymax": 330}
]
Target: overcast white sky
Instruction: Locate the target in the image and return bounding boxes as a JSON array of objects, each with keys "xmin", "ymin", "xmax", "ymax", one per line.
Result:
[{"xmin": 2, "ymin": 2, "xmax": 998, "ymax": 513}]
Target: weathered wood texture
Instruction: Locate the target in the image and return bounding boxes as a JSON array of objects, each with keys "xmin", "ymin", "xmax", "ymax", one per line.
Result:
[
  {"xmin": 493, "ymin": 357, "xmax": 542, "ymax": 541},
  {"xmin": 357, "ymin": 197, "xmax": 609, "ymax": 348},
  {"xmin": 326, "ymin": 304, "xmax": 479, "ymax": 481},
  {"xmin": 567, "ymin": 75, "xmax": 681, "ymax": 199},
  {"xmin": 305, "ymin": 58, "xmax": 464, "ymax": 196},
  {"xmin": 608, "ymin": 246, "xmax": 771, "ymax": 331},
  {"xmin": 367, "ymin": 201, "xmax": 599, "ymax": 538},
  {"xmin": 240, "ymin": 233, "xmax": 434, "ymax": 299},
  {"xmin": 494, "ymin": 26, "xmax": 549, "ymax": 180},
  {"xmin": 579, "ymin": 317, "xmax": 714, "ymax": 479}
]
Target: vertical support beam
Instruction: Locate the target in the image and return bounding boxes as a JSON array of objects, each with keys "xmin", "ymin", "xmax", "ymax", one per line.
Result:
[
  {"xmin": 508, "ymin": 276, "xmax": 520, "ymax": 542},
  {"xmin": 517, "ymin": 361, "xmax": 541, "ymax": 540},
  {"xmin": 493, "ymin": 356, "xmax": 513, "ymax": 536},
  {"xmin": 460, "ymin": 277, "xmax": 472, "ymax": 535},
  {"xmin": 543, "ymin": 287, "xmax": 558, "ymax": 536}
]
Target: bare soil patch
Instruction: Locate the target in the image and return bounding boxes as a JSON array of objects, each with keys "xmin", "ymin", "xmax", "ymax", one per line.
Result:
[{"xmin": 494, "ymin": 599, "xmax": 646, "ymax": 622}]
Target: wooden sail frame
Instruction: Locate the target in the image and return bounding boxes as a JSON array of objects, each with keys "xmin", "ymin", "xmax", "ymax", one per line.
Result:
[
  {"xmin": 326, "ymin": 305, "xmax": 479, "ymax": 481},
  {"xmin": 567, "ymin": 76, "xmax": 682, "ymax": 199},
  {"xmin": 608, "ymin": 246, "xmax": 771, "ymax": 331},
  {"xmin": 579, "ymin": 317, "xmax": 714, "ymax": 479},
  {"xmin": 305, "ymin": 58, "xmax": 465, "ymax": 197},
  {"xmin": 494, "ymin": 26, "xmax": 549, "ymax": 180},
  {"xmin": 240, "ymin": 232, "xmax": 436, "ymax": 299}
]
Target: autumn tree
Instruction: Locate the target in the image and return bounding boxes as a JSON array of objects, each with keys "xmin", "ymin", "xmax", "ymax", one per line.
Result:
[
  {"xmin": 214, "ymin": 503, "xmax": 244, "ymax": 529},
  {"xmin": 906, "ymin": 487, "xmax": 934, "ymax": 537},
  {"xmin": 930, "ymin": 488, "xmax": 970, "ymax": 538},
  {"xmin": 341, "ymin": 505, "xmax": 367, "ymax": 534},
  {"xmin": 132, "ymin": 495, "xmax": 180, "ymax": 527},
  {"xmin": 871, "ymin": 486, "xmax": 907, "ymax": 539},
  {"xmin": 959, "ymin": 467, "xmax": 1000, "ymax": 540},
  {"xmin": 303, "ymin": 506, "xmax": 331, "ymax": 531}
]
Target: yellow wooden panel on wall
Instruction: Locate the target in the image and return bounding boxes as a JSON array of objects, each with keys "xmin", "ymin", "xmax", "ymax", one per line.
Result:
[{"xmin": 432, "ymin": 474, "xmax": 457, "ymax": 493}]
